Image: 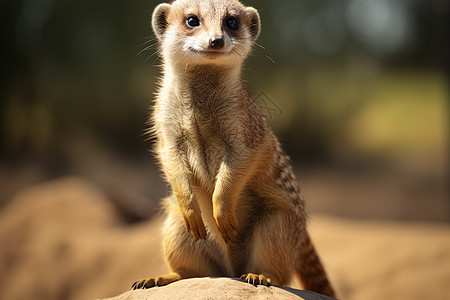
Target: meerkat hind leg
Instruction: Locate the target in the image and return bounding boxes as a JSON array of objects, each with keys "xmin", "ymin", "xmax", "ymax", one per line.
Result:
[
  {"xmin": 132, "ymin": 272, "xmax": 182, "ymax": 289},
  {"xmin": 237, "ymin": 210, "xmax": 299, "ymax": 288}
]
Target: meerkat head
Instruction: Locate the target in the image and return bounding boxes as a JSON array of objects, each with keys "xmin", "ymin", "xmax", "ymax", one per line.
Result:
[{"xmin": 152, "ymin": 0, "xmax": 260, "ymax": 68}]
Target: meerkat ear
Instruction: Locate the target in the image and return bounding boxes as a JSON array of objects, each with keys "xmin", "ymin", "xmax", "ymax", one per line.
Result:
[
  {"xmin": 152, "ymin": 3, "xmax": 171, "ymax": 40},
  {"xmin": 245, "ymin": 7, "xmax": 261, "ymax": 42}
]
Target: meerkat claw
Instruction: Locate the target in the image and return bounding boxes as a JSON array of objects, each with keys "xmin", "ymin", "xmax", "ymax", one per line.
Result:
[{"xmin": 240, "ymin": 273, "xmax": 272, "ymax": 286}]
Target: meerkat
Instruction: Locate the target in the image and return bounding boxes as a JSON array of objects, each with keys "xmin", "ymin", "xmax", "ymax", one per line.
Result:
[{"xmin": 132, "ymin": 0, "xmax": 335, "ymax": 297}]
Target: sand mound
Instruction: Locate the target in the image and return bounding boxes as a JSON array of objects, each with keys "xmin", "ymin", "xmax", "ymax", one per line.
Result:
[
  {"xmin": 0, "ymin": 177, "xmax": 168, "ymax": 300},
  {"xmin": 102, "ymin": 277, "xmax": 333, "ymax": 300},
  {"xmin": 0, "ymin": 177, "xmax": 449, "ymax": 300}
]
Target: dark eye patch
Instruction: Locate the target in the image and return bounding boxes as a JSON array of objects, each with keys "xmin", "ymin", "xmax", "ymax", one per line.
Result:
[{"xmin": 226, "ymin": 17, "xmax": 239, "ymax": 31}]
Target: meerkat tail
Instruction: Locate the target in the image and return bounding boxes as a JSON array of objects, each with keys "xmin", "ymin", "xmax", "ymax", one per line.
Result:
[{"xmin": 295, "ymin": 233, "xmax": 336, "ymax": 298}]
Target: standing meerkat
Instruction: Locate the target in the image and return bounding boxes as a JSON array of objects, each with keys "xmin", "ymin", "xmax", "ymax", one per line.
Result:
[{"xmin": 132, "ymin": 0, "xmax": 335, "ymax": 297}]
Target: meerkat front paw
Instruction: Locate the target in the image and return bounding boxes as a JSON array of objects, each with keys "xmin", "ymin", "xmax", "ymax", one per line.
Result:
[
  {"xmin": 240, "ymin": 273, "xmax": 272, "ymax": 286},
  {"xmin": 132, "ymin": 272, "xmax": 182, "ymax": 289},
  {"xmin": 180, "ymin": 208, "xmax": 207, "ymax": 240},
  {"xmin": 214, "ymin": 213, "xmax": 238, "ymax": 244}
]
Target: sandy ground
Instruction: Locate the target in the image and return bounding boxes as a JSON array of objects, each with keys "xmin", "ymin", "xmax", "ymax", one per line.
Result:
[{"xmin": 0, "ymin": 177, "xmax": 449, "ymax": 300}]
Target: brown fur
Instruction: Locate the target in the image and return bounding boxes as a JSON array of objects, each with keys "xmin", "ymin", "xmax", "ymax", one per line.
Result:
[{"xmin": 132, "ymin": 0, "xmax": 335, "ymax": 298}]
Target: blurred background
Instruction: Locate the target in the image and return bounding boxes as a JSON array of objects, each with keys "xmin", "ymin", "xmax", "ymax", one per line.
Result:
[{"xmin": 0, "ymin": 0, "xmax": 449, "ymax": 299}]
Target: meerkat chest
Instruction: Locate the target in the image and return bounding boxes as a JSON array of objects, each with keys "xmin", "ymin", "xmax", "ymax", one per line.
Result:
[{"xmin": 163, "ymin": 100, "xmax": 234, "ymax": 185}]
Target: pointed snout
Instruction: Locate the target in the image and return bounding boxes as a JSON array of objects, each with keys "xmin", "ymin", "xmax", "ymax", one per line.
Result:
[{"xmin": 209, "ymin": 37, "xmax": 225, "ymax": 50}]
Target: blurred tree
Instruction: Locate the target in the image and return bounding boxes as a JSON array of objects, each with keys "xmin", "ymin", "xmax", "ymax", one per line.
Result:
[{"xmin": 0, "ymin": 0, "xmax": 447, "ymax": 165}]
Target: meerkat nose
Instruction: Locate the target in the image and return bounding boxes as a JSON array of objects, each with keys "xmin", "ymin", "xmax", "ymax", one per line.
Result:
[{"xmin": 209, "ymin": 37, "xmax": 225, "ymax": 49}]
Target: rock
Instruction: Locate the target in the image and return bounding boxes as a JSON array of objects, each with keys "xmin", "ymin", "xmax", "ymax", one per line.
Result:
[{"xmin": 101, "ymin": 277, "xmax": 334, "ymax": 300}]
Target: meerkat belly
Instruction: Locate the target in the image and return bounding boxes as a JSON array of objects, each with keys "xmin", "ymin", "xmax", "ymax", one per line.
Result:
[
  {"xmin": 182, "ymin": 126, "xmax": 220, "ymax": 193},
  {"xmin": 187, "ymin": 143, "xmax": 222, "ymax": 185}
]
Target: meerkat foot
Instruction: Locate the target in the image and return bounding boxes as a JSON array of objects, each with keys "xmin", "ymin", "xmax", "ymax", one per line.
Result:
[
  {"xmin": 240, "ymin": 273, "xmax": 272, "ymax": 286},
  {"xmin": 131, "ymin": 272, "xmax": 182, "ymax": 290},
  {"xmin": 214, "ymin": 214, "xmax": 238, "ymax": 244}
]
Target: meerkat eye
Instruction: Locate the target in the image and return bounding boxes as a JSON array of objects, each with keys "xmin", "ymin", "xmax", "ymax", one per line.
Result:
[
  {"xmin": 186, "ymin": 16, "xmax": 200, "ymax": 28},
  {"xmin": 226, "ymin": 17, "xmax": 239, "ymax": 31}
]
